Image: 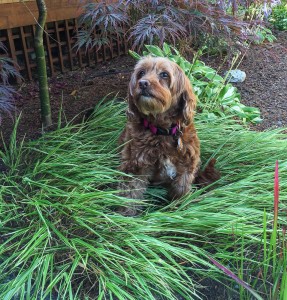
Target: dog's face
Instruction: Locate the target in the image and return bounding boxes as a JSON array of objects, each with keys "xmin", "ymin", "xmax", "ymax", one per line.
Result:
[{"xmin": 128, "ymin": 56, "xmax": 196, "ymax": 124}]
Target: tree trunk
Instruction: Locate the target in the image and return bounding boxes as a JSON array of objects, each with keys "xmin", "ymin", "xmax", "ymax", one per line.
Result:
[{"xmin": 35, "ymin": 0, "xmax": 52, "ymax": 127}]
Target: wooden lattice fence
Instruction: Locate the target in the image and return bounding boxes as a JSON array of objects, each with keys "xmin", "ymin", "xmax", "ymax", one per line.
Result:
[{"xmin": 0, "ymin": 1, "xmax": 128, "ymax": 80}]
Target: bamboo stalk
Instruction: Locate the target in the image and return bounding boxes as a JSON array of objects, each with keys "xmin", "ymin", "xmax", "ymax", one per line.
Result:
[{"xmin": 35, "ymin": 0, "xmax": 52, "ymax": 127}]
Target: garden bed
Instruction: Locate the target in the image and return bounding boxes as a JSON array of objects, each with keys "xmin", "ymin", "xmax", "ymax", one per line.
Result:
[
  {"xmin": 0, "ymin": 29, "xmax": 287, "ymax": 300},
  {"xmin": 1, "ymin": 31, "xmax": 287, "ymax": 146}
]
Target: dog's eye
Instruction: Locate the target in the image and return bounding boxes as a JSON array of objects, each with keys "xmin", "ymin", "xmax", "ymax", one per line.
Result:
[
  {"xmin": 138, "ymin": 70, "xmax": 145, "ymax": 79},
  {"xmin": 160, "ymin": 72, "xmax": 169, "ymax": 79}
]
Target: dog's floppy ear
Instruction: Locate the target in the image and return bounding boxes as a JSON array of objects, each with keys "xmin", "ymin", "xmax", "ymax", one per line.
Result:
[
  {"xmin": 126, "ymin": 70, "xmax": 140, "ymax": 121},
  {"xmin": 172, "ymin": 64, "xmax": 197, "ymax": 125}
]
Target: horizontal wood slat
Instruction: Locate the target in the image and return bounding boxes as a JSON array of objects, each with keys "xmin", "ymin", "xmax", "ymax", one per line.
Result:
[{"xmin": 0, "ymin": 0, "xmax": 82, "ymax": 30}]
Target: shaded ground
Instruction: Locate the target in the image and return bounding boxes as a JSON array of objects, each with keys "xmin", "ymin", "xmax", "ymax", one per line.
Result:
[
  {"xmin": 1, "ymin": 31, "xmax": 287, "ymax": 299},
  {"xmin": 1, "ymin": 55, "xmax": 134, "ymax": 145},
  {"xmin": 204, "ymin": 30, "xmax": 287, "ymax": 131},
  {"xmin": 234, "ymin": 31, "xmax": 287, "ymax": 130}
]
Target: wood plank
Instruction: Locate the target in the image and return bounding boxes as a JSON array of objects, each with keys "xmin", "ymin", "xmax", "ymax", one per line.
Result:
[
  {"xmin": 64, "ymin": 19, "xmax": 73, "ymax": 70},
  {"xmin": 19, "ymin": 26, "xmax": 32, "ymax": 80},
  {"xmin": 54, "ymin": 21, "xmax": 64, "ymax": 72},
  {"xmin": 44, "ymin": 24, "xmax": 55, "ymax": 76},
  {"xmin": 74, "ymin": 19, "xmax": 83, "ymax": 68},
  {"xmin": 6, "ymin": 29, "xmax": 17, "ymax": 62},
  {"xmin": 0, "ymin": 0, "xmax": 83, "ymax": 29},
  {"xmin": 0, "ymin": 1, "xmax": 34, "ymax": 3},
  {"xmin": 7, "ymin": 28, "xmax": 21, "ymax": 83}
]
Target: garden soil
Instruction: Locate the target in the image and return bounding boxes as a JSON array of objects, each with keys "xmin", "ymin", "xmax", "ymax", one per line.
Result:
[{"xmin": 1, "ymin": 30, "xmax": 287, "ymax": 299}]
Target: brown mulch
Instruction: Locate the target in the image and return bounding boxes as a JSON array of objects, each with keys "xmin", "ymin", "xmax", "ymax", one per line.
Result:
[
  {"xmin": 200, "ymin": 30, "xmax": 287, "ymax": 130},
  {"xmin": 234, "ymin": 30, "xmax": 287, "ymax": 130},
  {"xmin": 1, "ymin": 55, "xmax": 135, "ymax": 146}
]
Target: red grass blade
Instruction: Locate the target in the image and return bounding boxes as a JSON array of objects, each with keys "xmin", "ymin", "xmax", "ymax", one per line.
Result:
[
  {"xmin": 271, "ymin": 161, "xmax": 280, "ymax": 280},
  {"xmin": 208, "ymin": 256, "xmax": 263, "ymax": 300},
  {"xmin": 274, "ymin": 160, "xmax": 279, "ymax": 223}
]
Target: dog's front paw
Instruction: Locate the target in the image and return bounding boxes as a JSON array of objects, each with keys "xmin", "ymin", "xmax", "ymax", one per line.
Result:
[{"xmin": 117, "ymin": 205, "xmax": 141, "ymax": 217}]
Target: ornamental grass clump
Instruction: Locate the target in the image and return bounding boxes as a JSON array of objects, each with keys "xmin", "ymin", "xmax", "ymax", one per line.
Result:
[{"xmin": 1, "ymin": 98, "xmax": 287, "ymax": 299}]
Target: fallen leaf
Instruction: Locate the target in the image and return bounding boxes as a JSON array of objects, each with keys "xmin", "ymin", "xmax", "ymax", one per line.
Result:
[{"xmin": 70, "ymin": 90, "xmax": 77, "ymax": 96}]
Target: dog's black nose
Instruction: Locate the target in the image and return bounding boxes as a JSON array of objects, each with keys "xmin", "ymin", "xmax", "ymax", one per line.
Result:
[{"xmin": 139, "ymin": 80, "xmax": 149, "ymax": 89}]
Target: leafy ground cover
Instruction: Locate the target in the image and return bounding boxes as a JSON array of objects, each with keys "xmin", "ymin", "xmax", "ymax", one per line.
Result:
[
  {"xmin": 269, "ymin": 0, "xmax": 287, "ymax": 31},
  {"xmin": 1, "ymin": 96, "xmax": 287, "ymax": 299}
]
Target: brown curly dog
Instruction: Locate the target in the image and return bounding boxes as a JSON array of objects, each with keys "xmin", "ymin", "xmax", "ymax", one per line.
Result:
[{"xmin": 118, "ymin": 56, "xmax": 218, "ymax": 216}]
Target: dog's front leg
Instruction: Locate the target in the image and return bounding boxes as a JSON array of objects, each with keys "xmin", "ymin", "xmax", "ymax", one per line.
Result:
[
  {"xmin": 168, "ymin": 172, "xmax": 195, "ymax": 200},
  {"xmin": 117, "ymin": 168, "xmax": 150, "ymax": 216}
]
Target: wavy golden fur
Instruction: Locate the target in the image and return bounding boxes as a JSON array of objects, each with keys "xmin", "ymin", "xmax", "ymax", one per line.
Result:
[{"xmin": 118, "ymin": 56, "xmax": 201, "ymax": 216}]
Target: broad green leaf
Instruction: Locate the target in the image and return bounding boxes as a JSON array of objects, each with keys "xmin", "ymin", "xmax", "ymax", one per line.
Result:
[{"xmin": 144, "ymin": 45, "xmax": 164, "ymax": 57}]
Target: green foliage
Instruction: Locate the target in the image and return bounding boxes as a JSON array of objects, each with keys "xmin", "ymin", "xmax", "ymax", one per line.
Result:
[
  {"xmin": 129, "ymin": 43, "xmax": 261, "ymax": 124},
  {"xmin": 0, "ymin": 99, "xmax": 287, "ymax": 299},
  {"xmin": 77, "ymin": 0, "xmax": 266, "ymax": 53},
  {"xmin": 253, "ymin": 26, "xmax": 277, "ymax": 44},
  {"xmin": 76, "ymin": 2, "xmax": 128, "ymax": 51},
  {"xmin": 269, "ymin": 1, "xmax": 287, "ymax": 31}
]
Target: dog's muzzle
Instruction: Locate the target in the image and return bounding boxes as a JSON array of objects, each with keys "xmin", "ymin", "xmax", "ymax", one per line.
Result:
[{"xmin": 139, "ymin": 80, "xmax": 152, "ymax": 97}]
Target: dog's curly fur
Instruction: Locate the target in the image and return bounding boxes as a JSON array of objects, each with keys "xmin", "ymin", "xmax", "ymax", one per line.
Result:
[{"xmin": 118, "ymin": 56, "xmax": 201, "ymax": 216}]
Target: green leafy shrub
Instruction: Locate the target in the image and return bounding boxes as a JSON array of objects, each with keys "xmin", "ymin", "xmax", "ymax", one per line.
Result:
[
  {"xmin": 76, "ymin": 2, "xmax": 128, "ymax": 51},
  {"xmin": 269, "ymin": 1, "xmax": 287, "ymax": 30},
  {"xmin": 76, "ymin": 0, "xmax": 269, "ymax": 53},
  {"xmin": 253, "ymin": 25, "xmax": 277, "ymax": 44},
  {"xmin": 129, "ymin": 43, "xmax": 262, "ymax": 124}
]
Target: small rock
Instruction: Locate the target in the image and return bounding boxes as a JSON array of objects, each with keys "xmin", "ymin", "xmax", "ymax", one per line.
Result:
[
  {"xmin": 85, "ymin": 80, "xmax": 94, "ymax": 86},
  {"xmin": 225, "ymin": 69, "xmax": 246, "ymax": 83}
]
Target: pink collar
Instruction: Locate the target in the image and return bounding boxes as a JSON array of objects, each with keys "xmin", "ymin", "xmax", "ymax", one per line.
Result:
[{"xmin": 143, "ymin": 118, "xmax": 179, "ymax": 136}]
